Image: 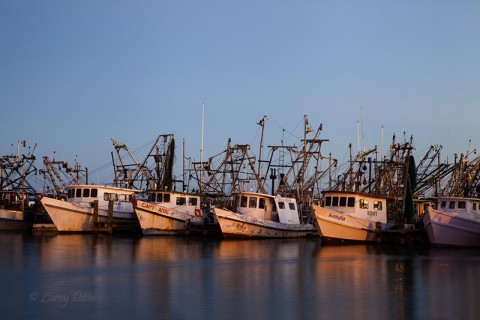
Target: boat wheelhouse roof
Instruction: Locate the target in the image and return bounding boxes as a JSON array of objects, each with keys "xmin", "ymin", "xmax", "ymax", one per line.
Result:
[
  {"xmin": 146, "ymin": 190, "xmax": 201, "ymax": 197},
  {"xmin": 66, "ymin": 185, "xmax": 135, "ymax": 193},
  {"xmin": 321, "ymin": 190, "xmax": 390, "ymax": 200},
  {"xmin": 435, "ymin": 196, "xmax": 480, "ymax": 202},
  {"xmin": 233, "ymin": 191, "xmax": 296, "ymax": 202}
]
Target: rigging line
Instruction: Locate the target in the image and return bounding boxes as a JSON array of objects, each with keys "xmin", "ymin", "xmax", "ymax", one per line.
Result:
[
  {"xmin": 250, "ymin": 121, "xmax": 262, "ymax": 148},
  {"xmin": 265, "ymin": 117, "xmax": 304, "ymax": 143}
]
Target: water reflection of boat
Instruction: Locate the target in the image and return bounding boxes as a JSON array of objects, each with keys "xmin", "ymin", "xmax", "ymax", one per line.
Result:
[
  {"xmin": 423, "ymin": 196, "xmax": 480, "ymax": 247},
  {"xmin": 214, "ymin": 191, "xmax": 318, "ymax": 238},
  {"xmin": 41, "ymin": 185, "xmax": 138, "ymax": 233}
]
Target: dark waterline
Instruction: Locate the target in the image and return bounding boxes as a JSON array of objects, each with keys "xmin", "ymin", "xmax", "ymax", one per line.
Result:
[{"xmin": 1, "ymin": 232, "xmax": 480, "ymax": 320}]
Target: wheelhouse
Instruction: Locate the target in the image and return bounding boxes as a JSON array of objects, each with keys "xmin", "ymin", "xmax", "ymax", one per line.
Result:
[{"xmin": 147, "ymin": 191, "xmax": 200, "ymax": 207}]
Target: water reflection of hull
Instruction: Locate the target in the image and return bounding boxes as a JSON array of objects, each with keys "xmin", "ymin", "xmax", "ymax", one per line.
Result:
[
  {"xmin": 423, "ymin": 207, "xmax": 480, "ymax": 247},
  {"xmin": 3, "ymin": 233, "xmax": 480, "ymax": 319},
  {"xmin": 214, "ymin": 208, "xmax": 318, "ymax": 238}
]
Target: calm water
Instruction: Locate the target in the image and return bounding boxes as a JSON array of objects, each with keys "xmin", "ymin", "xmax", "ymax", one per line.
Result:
[{"xmin": 1, "ymin": 233, "xmax": 480, "ymax": 320}]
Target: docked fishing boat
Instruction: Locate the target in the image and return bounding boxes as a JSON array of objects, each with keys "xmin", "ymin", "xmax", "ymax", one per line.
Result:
[
  {"xmin": 1, "ymin": 140, "xmax": 41, "ymax": 231},
  {"xmin": 213, "ymin": 191, "xmax": 318, "ymax": 238},
  {"xmin": 41, "ymin": 185, "xmax": 138, "ymax": 233},
  {"xmin": 0, "ymin": 191, "xmax": 34, "ymax": 231},
  {"xmin": 312, "ymin": 191, "xmax": 389, "ymax": 243},
  {"xmin": 134, "ymin": 190, "xmax": 219, "ymax": 236},
  {"xmin": 422, "ymin": 197, "xmax": 480, "ymax": 247}
]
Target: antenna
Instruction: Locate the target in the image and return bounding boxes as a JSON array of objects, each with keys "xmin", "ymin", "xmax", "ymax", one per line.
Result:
[
  {"xmin": 360, "ymin": 106, "xmax": 365, "ymax": 152},
  {"xmin": 381, "ymin": 125, "xmax": 384, "ymax": 160},
  {"xmin": 357, "ymin": 120, "xmax": 360, "ymax": 154}
]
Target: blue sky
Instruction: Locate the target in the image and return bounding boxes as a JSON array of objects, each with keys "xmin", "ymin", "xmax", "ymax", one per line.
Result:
[{"xmin": 1, "ymin": 0, "xmax": 479, "ymax": 185}]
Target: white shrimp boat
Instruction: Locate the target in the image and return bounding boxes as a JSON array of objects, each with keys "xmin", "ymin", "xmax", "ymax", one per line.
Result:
[
  {"xmin": 134, "ymin": 190, "xmax": 219, "ymax": 236},
  {"xmin": 213, "ymin": 191, "xmax": 317, "ymax": 238},
  {"xmin": 422, "ymin": 196, "xmax": 480, "ymax": 247},
  {"xmin": 312, "ymin": 191, "xmax": 389, "ymax": 243},
  {"xmin": 41, "ymin": 185, "xmax": 137, "ymax": 233}
]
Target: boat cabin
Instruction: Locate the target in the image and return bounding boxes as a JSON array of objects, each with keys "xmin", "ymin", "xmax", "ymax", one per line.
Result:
[
  {"xmin": 146, "ymin": 191, "xmax": 201, "ymax": 215},
  {"xmin": 66, "ymin": 185, "xmax": 134, "ymax": 212},
  {"xmin": 234, "ymin": 192, "xmax": 300, "ymax": 224},
  {"xmin": 437, "ymin": 197, "xmax": 480, "ymax": 215},
  {"xmin": 322, "ymin": 191, "xmax": 388, "ymax": 224}
]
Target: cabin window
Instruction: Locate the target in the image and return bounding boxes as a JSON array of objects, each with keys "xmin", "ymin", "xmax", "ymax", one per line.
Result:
[
  {"xmin": 189, "ymin": 197, "xmax": 198, "ymax": 206},
  {"xmin": 360, "ymin": 199, "xmax": 369, "ymax": 209},
  {"xmin": 176, "ymin": 197, "xmax": 186, "ymax": 205},
  {"xmin": 259, "ymin": 198, "xmax": 265, "ymax": 209},
  {"xmin": 76, "ymin": 189, "xmax": 82, "ymax": 198},
  {"xmin": 474, "ymin": 203, "xmax": 478, "ymax": 211},
  {"xmin": 289, "ymin": 203, "xmax": 296, "ymax": 211},
  {"xmin": 441, "ymin": 201, "xmax": 446, "ymax": 208},
  {"xmin": 339, "ymin": 197, "xmax": 347, "ymax": 206},
  {"xmin": 249, "ymin": 197, "xmax": 257, "ymax": 208},
  {"xmin": 68, "ymin": 189, "xmax": 74, "ymax": 198},
  {"xmin": 449, "ymin": 201, "xmax": 455, "ymax": 209},
  {"xmin": 278, "ymin": 202, "xmax": 285, "ymax": 209},
  {"xmin": 332, "ymin": 196, "xmax": 339, "ymax": 206},
  {"xmin": 164, "ymin": 194, "xmax": 170, "ymax": 203},
  {"xmin": 118, "ymin": 194, "xmax": 128, "ymax": 202},
  {"xmin": 148, "ymin": 193, "xmax": 156, "ymax": 202},
  {"xmin": 374, "ymin": 201, "xmax": 382, "ymax": 210},
  {"xmin": 159, "ymin": 193, "xmax": 167, "ymax": 202},
  {"xmin": 83, "ymin": 189, "xmax": 90, "ymax": 198},
  {"xmin": 240, "ymin": 196, "xmax": 248, "ymax": 207},
  {"xmin": 104, "ymin": 193, "xmax": 118, "ymax": 201},
  {"xmin": 348, "ymin": 197, "xmax": 355, "ymax": 207},
  {"xmin": 325, "ymin": 197, "xmax": 332, "ymax": 206},
  {"xmin": 458, "ymin": 201, "xmax": 466, "ymax": 209},
  {"xmin": 91, "ymin": 189, "xmax": 98, "ymax": 198}
]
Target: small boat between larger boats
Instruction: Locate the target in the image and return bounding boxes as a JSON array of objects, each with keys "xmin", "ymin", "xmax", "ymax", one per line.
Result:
[{"xmin": 0, "ymin": 191, "xmax": 39, "ymax": 231}]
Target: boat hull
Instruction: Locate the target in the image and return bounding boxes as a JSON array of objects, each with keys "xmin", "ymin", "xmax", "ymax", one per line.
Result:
[
  {"xmin": 423, "ymin": 207, "xmax": 480, "ymax": 247},
  {"xmin": 312, "ymin": 204, "xmax": 379, "ymax": 243},
  {"xmin": 0, "ymin": 209, "xmax": 31, "ymax": 231},
  {"xmin": 134, "ymin": 200, "xmax": 219, "ymax": 236},
  {"xmin": 41, "ymin": 197, "xmax": 136, "ymax": 233},
  {"xmin": 214, "ymin": 207, "xmax": 318, "ymax": 238}
]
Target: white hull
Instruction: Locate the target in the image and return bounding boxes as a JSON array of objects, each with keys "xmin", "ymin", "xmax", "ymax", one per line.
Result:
[
  {"xmin": 214, "ymin": 207, "xmax": 317, "ymax": 238},
  {"xmin": 41, "ymin": 197, "xmax": 135, "ymax": 232},
  {"xmin": 312, "ymin": 204, "xmax": 379, "ymax": 242},
  {"xmin": 423, "ymin": 207, "xmax": 480, "ymax": 247},
  {"xmin": 134, "ymin": 200, "xmax": 206, "ymax": 235},
  {"xmin": 0, "ymin": 208, "xmax": 31, "ymax": 231}
]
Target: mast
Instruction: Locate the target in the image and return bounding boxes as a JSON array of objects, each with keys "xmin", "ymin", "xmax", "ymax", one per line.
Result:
[
  {"xmin": 183, "ymin": 138, "xmax": 186, "ymax": 192},
  {"xmin": 257, "ymin": 115, "xmax": 267, "ymax": 182},
  {"xmin": 200, "ymin": 103, "xmax": 205, "ymax": 193}
]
